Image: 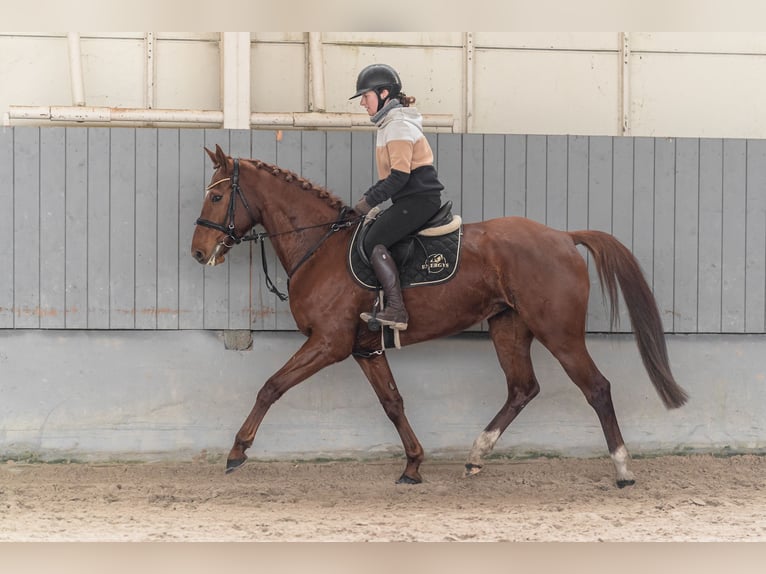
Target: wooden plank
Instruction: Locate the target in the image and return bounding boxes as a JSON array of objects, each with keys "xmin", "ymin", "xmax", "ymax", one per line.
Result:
[
  {"xmin": 461, "ymin": 134, "xmax": 484, "ymax": 225},
  {"xmin": 39, "ymin": 128, "xmax": 67, "ymax": 329},
  {"xmin": 227, "ymin": 129, "xmax": 254, "ymax": 330},
  {"xmin": 301, "ymin": 131, "xmax": 327, "ymax": 187},
  {"xmin": 109, "ymin": 128, "xmax": 137, "ymax": 329},
  {"xmin": 612, "ymin": 136, "xmax": 635, "ymax": 332},
  {"xmin": 546, "ymin": 135, "xmax": 567, "ymax": 231},
  {"xmin": 251, "ymin": 130, "xmax": 279, "ymax": 330},
  {"xmin": 202, "ymin": 129, "xmax": 231, "ymax": 330},
  {"xmin": 745, "ymin": 139, "xmax": 766, "ymax": 332},
  {"xmin": 674, "ymin": 138, "xmax": 700, "ymax": 333},
  {"xmin": 525, "ymin": 135, "xmax": 546, "ymax": 224},
  {"xmin": 177, "ymin": 129, "xmax": 205, "ymax": 329},
  {"xmin": 482, "ymin": 134, "xmax": 505, "ymax": 220},
  {"xmin": 327, "ymin": 132, "xmax": 353, "ymax": 205},
  {"xmin": 436, "ymin": 134, "xmax": 462, "ymax": 215},
  {"xmin": 0, "ymin": 128, "xmax": 14, "ymax": 327},
  {"xmin": 63, "ymin": 128, "xmax": 88, "ymax": 329},
  {"xmin": 13, "ymin": 128, "xmax": 41, "ymax": 329},
  {"xmin": 87, "ymin": 128, "xmax": 111, "ymax": 328},
  {"xmin": 653, "ymin": 137, "xmax": 676, "ymax": 333},
  {"xmin": 588, "ymin": 137, "xmax": 614, "ymax": 233},
  {"xmin": 567, "ymin": 135, "xmax": 589, "ymax": 231},
  {"xmin": 504, "ymin": 135, "xmax": 526, "ymax": 217},
  {"xmin": 721, "ymin": 139, "xmax": 747, "ymax": 332},
  {"xmin": 697, "ymin": 139, "xmax": 723, "ymax": 333},
  {"xmin": 135, "ymin": 128, "xmax": 159, "ymax": 329},
  {"xmin": 156, "ymin": 129, "xmax": 180, "ymax": 329}
]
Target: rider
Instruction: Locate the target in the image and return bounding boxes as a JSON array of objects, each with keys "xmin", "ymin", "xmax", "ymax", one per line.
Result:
[{"xmin": 350, "ymin": 63, "xmax": 444, "ymax": 331}]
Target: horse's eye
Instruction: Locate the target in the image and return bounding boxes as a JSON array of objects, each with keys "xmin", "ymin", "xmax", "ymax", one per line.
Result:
[{"xmin": 211, "ymin": 194, "xmax": 223, "ymax": 203}]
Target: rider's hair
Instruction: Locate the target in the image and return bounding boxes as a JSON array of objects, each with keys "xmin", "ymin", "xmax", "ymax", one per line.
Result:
[{"xmin": 398, "ymin": 92, "xmax": 416, "ymax": 107}]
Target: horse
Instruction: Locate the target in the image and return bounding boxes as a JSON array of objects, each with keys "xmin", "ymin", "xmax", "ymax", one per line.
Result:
[{"xmin": 191, "ymin": 144, "xmax": 688, "ymax": 487}]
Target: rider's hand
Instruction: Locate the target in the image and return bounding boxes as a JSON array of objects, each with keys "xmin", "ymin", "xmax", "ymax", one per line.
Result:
[{"xmin": 354, "ymin": 198, "xmax": 372, "ymax": 215}]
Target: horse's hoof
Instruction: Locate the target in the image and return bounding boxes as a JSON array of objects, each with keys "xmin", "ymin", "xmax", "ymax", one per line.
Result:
[
  {"xmin": 464, "ymin": 463, "xmax": 482, "ymax": 477},
  {"xmin": 616, "ymin": 478, "xmax": 636, "ymax": 488},
  {"xmin": 225, "ymin": 457, "xmax": 247, "ymax": 474},
  {"xmin": 396, "ymin": 473, "xmax": 421, "ymax": 485}
]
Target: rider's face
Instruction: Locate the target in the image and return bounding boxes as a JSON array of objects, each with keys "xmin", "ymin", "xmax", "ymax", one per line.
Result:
[{"xmin": 359, "ymin": 88, "xmax": 389, "ymax": 116}]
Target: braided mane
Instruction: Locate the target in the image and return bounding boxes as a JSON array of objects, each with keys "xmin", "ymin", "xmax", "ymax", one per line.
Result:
[{"xmin": 245, "ymin": 159, "xmax": 347, "ymax": 211}]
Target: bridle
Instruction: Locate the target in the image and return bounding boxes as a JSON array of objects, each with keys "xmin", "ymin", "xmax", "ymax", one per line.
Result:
[
  {"xmin": 195, "ymin": 157, "xmax": 360, "ymax": 301},
  {"xmin": 195, "ymin": 158, "xmax": 256, "ymax": 248}
]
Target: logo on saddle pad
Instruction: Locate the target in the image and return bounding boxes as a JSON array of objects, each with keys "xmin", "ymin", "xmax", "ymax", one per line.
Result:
[{"xmin": 422, "ymin": 253, "xmax": 450, "ymax": 274}]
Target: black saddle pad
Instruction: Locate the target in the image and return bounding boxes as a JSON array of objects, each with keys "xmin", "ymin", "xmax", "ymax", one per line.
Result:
[{"xmin": 347, "ymin": 222, "xmax": 463, "ymax": 290}]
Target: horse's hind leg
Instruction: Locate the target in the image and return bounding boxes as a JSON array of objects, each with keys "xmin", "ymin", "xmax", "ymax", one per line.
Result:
[
  {"xmin": 544, "ymin": 336, "xmax": 635, "ymax": 488},
  {"xmin": 465, "ymin": 310, "xmax": 540, "ymax": 477},
  {"xmin": 354, "ymin": 352, "xmax": 425, "ymax": 484}
]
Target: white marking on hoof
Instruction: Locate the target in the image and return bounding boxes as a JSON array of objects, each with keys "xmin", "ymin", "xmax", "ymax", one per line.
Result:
[
  {"xmin": 610, "ymin": 445, "xmax": 635, "ymax": 484},
  {"xmin": 467, "ymin": 429, "xmax": 501, "ymax": 467}
]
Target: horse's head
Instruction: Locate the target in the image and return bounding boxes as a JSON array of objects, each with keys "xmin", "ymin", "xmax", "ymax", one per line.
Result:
[{"xmin": 191, "ymin": 145, "xmax": 260, "ymax": 266}]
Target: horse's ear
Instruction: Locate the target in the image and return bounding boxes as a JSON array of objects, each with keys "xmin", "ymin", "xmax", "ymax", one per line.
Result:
[
  {"xmin": 204, "ymin": 145, "xmax": 230, "ymax": 171},
  {"xmin": 204, "ymin": 146, "xmax": 218, "ymax": 167},
  {"xmin": 214, "ymin": 144, "xmax": 229, "ymax": 171}
]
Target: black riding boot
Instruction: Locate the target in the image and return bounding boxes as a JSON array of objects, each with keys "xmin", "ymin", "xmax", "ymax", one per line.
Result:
[{"xmin": 360, "ymin": 244, "xmax": 409, "ymax": 330}]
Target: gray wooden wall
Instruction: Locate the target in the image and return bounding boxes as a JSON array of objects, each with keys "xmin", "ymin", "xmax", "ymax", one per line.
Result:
[{"xmin": 2, "ymin": 127, "xmax": 765, "ymax": 334}]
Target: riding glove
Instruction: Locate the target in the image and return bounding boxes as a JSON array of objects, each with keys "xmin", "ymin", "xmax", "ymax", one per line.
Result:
[{"xmin": 354, "ymin": 197, "xmax": 372, "ymax": 215}]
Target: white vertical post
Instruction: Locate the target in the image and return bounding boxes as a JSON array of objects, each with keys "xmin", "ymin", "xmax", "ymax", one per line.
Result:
[
  {"xmin": 145, "ymin": 32, "xmax": 155, "ymax": 109},
  {"xmin": 463, "ymin": 32, "xmax": 474, "ymax": 134},
  {"xmin": 308, "ymin": 32, "xmax": 326, "ymax": 112},
  {"xmin": 619, "ymin": 32, "xmax": 631, "ymax": 136},
  {"xmin": 221, "ymin": 32, "xmax": 252, "ymax": 129},
  {"xmin": 67, "ymin": 32, "xmax": 85, "ymax": 106}
]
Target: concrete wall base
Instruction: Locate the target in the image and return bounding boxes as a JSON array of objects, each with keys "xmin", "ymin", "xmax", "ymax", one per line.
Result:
[{"xmin": 1, "ymin": 330, "xmax": 764, "ymax": 462}]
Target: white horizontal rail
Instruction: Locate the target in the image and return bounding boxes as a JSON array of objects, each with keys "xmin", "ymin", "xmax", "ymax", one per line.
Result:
[
  {"xmin": 8, "ymin": 106, "xmax": 224, "ymax": 124},
  {"xmin": 6, "ymin": 106, "xmax": 455, "ymax": 130}
]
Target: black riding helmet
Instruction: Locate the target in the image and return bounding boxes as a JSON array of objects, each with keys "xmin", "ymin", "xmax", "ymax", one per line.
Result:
[{"xmin": 349, "ymin": 64, "xmax": 402, "ymax": 104}]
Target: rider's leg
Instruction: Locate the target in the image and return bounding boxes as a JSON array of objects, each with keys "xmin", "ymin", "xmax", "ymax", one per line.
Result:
[{"xmin": 361, "ymin": 244, "xmax": 408, "ymax": 330}]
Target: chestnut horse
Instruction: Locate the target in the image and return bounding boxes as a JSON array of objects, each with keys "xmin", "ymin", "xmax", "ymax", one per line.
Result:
[{"xmin": 191, "ymin": 144, "xmax": 688, "ymax": 487}]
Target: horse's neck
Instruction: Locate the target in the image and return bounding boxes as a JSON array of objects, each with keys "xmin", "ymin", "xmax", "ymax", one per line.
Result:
[{"xmin": 254, "ymin": 182, "xmax": 339, "ymax": 274}]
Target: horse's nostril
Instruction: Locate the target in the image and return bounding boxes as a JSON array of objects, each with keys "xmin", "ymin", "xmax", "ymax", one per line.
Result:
[{"xmin": 193, "ymin": 250, "xmax": 205, "ymax": 263}]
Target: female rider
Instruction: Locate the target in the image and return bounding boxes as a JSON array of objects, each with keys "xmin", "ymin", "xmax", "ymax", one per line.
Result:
[{"xmin": 350, "ymin": 63, "xmax": 444, "ymax": 331}]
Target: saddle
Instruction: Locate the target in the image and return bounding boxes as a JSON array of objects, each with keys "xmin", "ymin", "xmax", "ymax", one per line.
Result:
[{"xmin": 347, "ymin": 201, "xmax": 463, "ymax": 290}]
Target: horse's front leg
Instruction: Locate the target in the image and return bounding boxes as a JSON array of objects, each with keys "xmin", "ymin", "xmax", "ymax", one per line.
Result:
[
  {"xmin": 354, "ymin": 352, "xmax": 424, "ymax": 484},
  {"xmin": 226, "ymin": 334, "xmax": 349, "ymax": 474}
]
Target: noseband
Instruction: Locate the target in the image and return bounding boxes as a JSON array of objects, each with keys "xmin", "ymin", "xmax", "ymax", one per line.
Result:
[{"xmin": 195, "ymin": 158, "xmax": 256, "ymax": 247}]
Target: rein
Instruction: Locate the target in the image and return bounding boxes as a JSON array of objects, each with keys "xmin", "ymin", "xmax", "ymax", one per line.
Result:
[
  {"xmin": 242, "ymin": 206, "xmax": 356, "ymax": 301},
  {"xmin": 195, "ymin": 158, "xmax": 361, "ymax": 301}
]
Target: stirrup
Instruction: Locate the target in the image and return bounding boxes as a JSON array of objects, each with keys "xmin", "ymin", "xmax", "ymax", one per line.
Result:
[
  {"xmin": 360, "ymin": 311, "xmax": 407, "ymax": 330},
  {"xmin": 360, "ymin": 292, "xmax": 407, "ymax": 331}
]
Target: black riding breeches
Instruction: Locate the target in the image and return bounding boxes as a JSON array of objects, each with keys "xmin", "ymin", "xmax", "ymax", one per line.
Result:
[{"xmin": 362, "ymin": 194, "xmax": 442, "ymax": 258}]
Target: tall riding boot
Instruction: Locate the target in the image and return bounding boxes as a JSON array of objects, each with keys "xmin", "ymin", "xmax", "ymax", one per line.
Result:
[{"xmin": 360, "ymin": 244, "xmax": 409, "ymax": 330}]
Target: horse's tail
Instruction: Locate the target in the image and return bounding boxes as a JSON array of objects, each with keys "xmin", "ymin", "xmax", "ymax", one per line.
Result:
[{"xmin": 569, "ymin": 230, "xmax": 688, "ymax": 409}]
